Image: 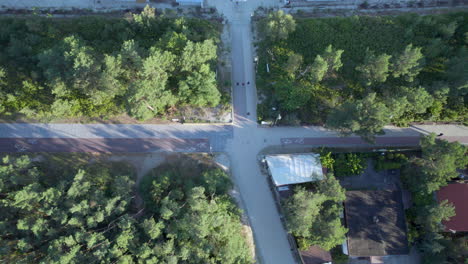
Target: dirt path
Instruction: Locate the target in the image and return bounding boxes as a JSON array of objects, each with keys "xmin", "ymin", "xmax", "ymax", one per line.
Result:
[{"xmin": 107, "ymin": 153, "xmax": 166, "ymax": 209}]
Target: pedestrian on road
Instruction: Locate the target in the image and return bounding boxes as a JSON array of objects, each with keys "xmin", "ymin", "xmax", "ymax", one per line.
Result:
[{"xmin": 247, "ymin": 81, "xmax": 250, "ymax": 85}]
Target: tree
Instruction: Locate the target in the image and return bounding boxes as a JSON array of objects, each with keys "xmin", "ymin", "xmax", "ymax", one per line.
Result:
[
  {"xmin": 316, "ymin": 174, "xmax": 346, "ymax": 202},
  {"xmin": 126, "ymin": 49, "xmax": 177, "ymax": 120},
  {"xmin": 326, "ymin": 93, "xmax": 391, "ymax": 143},
  {"xmin": 132, "ymin": 5, "xmax": 157, "ymax": 27},
  {"xmin": 282, "ymin": 187, "xmax": 323, "ymax": 239},
  {"xmin": 115, "ymin": 39, "xmax": 143, "ymax": 83},
  {"xmin": 356, "ymin": 49, "xmax": 392, "ymax": 86},
  {"xmin": 260, "ymin": 10, "xmax": 296, "ymax": 41},
  {"xmin": 308, "ymin": 55, "xmax": 328, "ymax": 83},
  {"xmin": 179, "ymin": 39, "xmax": 217, "ymax": 72},
  {"xmin": 385, "ymin": 86, "xmax": 434, "ymax": 120},
  {"xmin": 178, "ymin": 63, "xmax": 221, "ymax": 107},
  {"xmin": 402, "ymin": 133, "xmax": 468, "ymax": 195},
  {"xmin": 274, "ymin": 81, "xmax": 311, "ymax": 111},
  {"xmin": 282, "ymin": 174, "xmax": 347, "ymax": 250},
  {"xmin": 1, "ymin": 155, "xmax": 253, "ymax": 264},
  {"xmin": 38, "ymin": 36, "xmax": 103, "ymax": 101},
  {"xmin": 445, "ymin": 48, "xmax": 468, "ymax": 90},
  {"xmin": 391, "ymin": 44, "xmax": 424, "ymax": 82},
  {"xmin": 415, "ymin": 200, "xmax": 455, "ymax": 233},
  {"xmin": 321, "ymin": 45, "xmax": 344, "ymax": 78},
  {"xmin": 0, "ymin": 67, "xmax": 9, "ymax": 114},
  {"xmin": 401, "ymin": 86, "xmax": 434, "ymax": 114},
  {"xmin": 412, "ymin": 200, "xmax": 456, "ymax": 262},
  {"xmin": 284, "ymin": 53, "xmax": 303, "ymax": 77},
  {"xmin": 308, "ymin": 206, "xmax": 348, "ymax": 251},
  {"xmin": 0, "ymin": 155, "xmax": 136, "ymax": 263},
  {"xmin": 141, "ymin": 165, "xmax": 254, "ymax": 264}
]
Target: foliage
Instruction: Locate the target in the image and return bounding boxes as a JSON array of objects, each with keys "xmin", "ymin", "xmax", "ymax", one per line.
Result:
[
  {"xmin": 391, "ymin": 44, "xmax": 424, "ymax": 82},
  {"xmin": 401, "ymin": 134, "xmax": 468, "ymax": 263},
  {"xmin": 333, "ymin": 153, "xmax": 367, "ymax": 177},
  {"xmin": 259, "ymin": 10, "xmax": 296, "ymax": 41},
  {"xmin": 0, "ymin": 155, "xmax": 252, "ymax": 263},
  {"xmin": 326, "ymin": 93, "xmax": 391, "ymax": 143},
  {"xmin": 319, "ymin": 150, "xmax": 335, "ymax": 170},
  {"xmin": 330, "ymin": 246, "xmax": 349, "ymax": 264},
  {"xmin": 355, "ymin": 49, "xmax": 392, "ymax": 86},
  {"xmin": 0, "ymin": 7, "xmax": 222, "ymax": 121},
  {"xmin": 282, "ymin": 174, "xmax": 347, "ymax": 251},
  {"xmin": 257, "ymin": 12, "xmax": 468, "ymax": 138},
  {"xmin": 0, "ymin": 155, "xmax": 136, "ymax": 263},
  {"xmin": 402, "ymin": 133, "xmax": 468, "ymax": 196},
  {"xmin": 407, "ymin": 200, "xmax": 456, "ymax": 263},
  {"xmin": 374, "ymin": 152, "xmax": 408, "ymax": 171},
  {"xmin": 139, "ymin": 164, "xmax": 251, "ymax": 264}
]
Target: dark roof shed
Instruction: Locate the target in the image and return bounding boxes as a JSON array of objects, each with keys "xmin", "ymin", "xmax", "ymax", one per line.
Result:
[{"xmin": 345, "ymin": 190, "xmax": 409, "ymax": 257}]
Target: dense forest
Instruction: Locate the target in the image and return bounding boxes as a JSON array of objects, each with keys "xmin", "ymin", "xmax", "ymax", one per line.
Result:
[
  {"xmin": 0, "ymin": 154, "xmax": 252, "ymax": 263},
  {"xmin": 257, "ymin": 11, "xmax": 468, "ymax": 141},
  {"xmin": 0, "ymin": 6, "xmax": 223, "ymax": 121}
]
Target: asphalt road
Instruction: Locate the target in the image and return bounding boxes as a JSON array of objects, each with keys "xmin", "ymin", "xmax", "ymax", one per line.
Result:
[{"xmin": 0, "ymin": 138, "xmax": 210, "ymax": 153}]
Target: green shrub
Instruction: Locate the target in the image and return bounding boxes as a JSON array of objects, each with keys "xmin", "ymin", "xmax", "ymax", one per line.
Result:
[
  {"xmin": 330, "ymin": 247, "xmax": 349, "ymax": 264},
  {"xmin": 374, "ymin": 152, "xmax": 408, "ymax": 171},
  {"xmin": 334, "ymin": 153, "xmax": 366, "ymax": 177},
  {"xmin": 319, "ymin": 151, "xmax": 335, "ymax": 170}
]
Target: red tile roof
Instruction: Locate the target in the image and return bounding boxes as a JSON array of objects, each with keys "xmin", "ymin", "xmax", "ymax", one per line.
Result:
[{"xmin": 437, "ymin": 182, "xmax": 468, "ymax": 232}]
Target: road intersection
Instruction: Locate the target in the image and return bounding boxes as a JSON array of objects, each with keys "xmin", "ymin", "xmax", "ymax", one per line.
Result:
[{"xmin": 0, "ymin": 1, "xmax": 467, "ymax": 263}]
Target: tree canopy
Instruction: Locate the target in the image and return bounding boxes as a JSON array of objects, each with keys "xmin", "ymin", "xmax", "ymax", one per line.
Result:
[
  {"xmin": 0, "ymin": 155, "xmax": 253, "ymax": 264},
  {"xmin": 257, "ymin": 12, "xmax": 468, "ymax": 139},
  {"xmin": 401, "ymin": 134, "xmax": 468, "ymax": 263},
  {"xmin": 355, "ymin": 49, "xmax": 392, "ymax": 86},
  {"xmin": 0, "ymin": 6, "xmax": 223, "ymax": 121},
  {"xmin": 259, "ymin": 10, "xmax": 296, "ymax": 41},
  {"xmin": 402, "ymin": 133, "xmax": 468, "ymax": 196},
  {"xmin": 326, "ymin": 93, "xmax": 391, "ymax": 142},
  {"xmin": 282, "ymin": 174, "xmax": 347, "ymax": 250}
]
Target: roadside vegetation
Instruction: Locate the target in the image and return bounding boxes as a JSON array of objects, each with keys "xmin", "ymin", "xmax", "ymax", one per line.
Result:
[
  {"xmin": 282, "ymin": 174, "xmax": 347, "ymax": 251},
  {"xmin": 319, "ymin": 150, "xmax": 368, "ymax": 177},
  {"xmin": 0, "ymin": 153, "xmax": 253, "ymax": 263},
  {"xmin": 317, "ymin": 135, "xmax": 468, "ymax": 263},
  {"xmin": 0, "ymin": 6, "xmax": 224, "ymax": 122},
  {"xmin": 256, "ymin": 11, "xmax": 468, "ymax": 142},
  {"xmin": 401, "ymin": 134, "xmax": 468, "ymax": 264}
]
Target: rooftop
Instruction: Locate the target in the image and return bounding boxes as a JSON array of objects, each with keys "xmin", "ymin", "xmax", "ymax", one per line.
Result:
[
  {"xmin": 299, "ymin": 245, "xmax": 332, "ymax": 264},
  {"xmin": 436, "ymin": 182, "xmax": 468, "ymax": 232},
  {"xmin": 345, "ymin": 190, "xmax": 409, "ymax": 257},
  {"xmin": 265, "ymin": 154, "xmax": 324, "ymax": 186}
]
